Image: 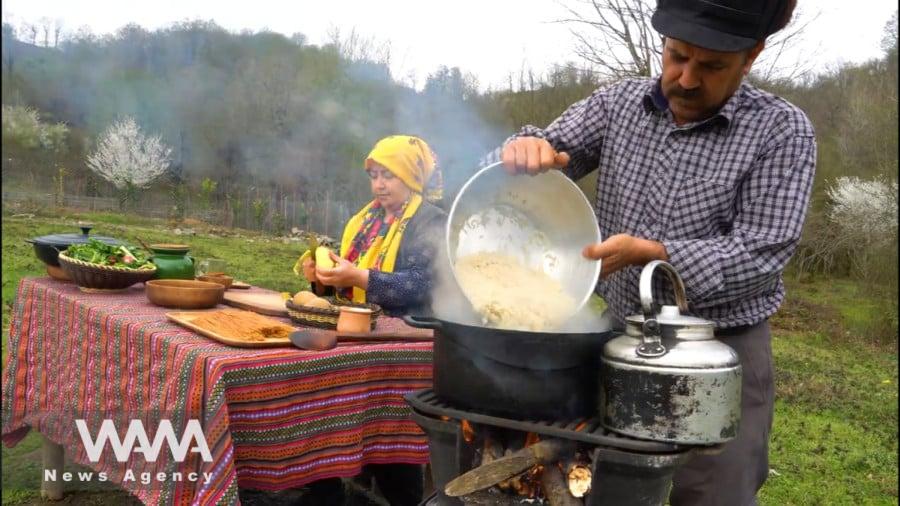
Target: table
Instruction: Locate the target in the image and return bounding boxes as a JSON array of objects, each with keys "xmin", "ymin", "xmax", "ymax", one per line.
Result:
[{"xmin": 2, "ymin": 278, "xmax": 433, "ymax": 505}]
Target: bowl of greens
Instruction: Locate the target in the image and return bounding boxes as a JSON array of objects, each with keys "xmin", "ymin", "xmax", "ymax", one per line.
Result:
[{"xmin": 58, "ymin": 239, "xmax": 157, "ymax": 291}]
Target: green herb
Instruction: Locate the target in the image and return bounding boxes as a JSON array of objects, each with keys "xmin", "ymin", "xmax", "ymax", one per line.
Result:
[{"xmin": 66, "ymin": 239, "xmax": 155, "ymax": 270}]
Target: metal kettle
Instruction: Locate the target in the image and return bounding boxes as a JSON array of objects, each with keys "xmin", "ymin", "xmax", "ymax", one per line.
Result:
[{"xmin": 599, "ymin": 261, "xmax": 742, "ymax": 445}]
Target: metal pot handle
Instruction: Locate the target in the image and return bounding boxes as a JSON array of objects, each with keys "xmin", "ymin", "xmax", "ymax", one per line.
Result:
[
  {"xmin": 402, "ymin": 315, "xmax": 443, "ymax": 330},
  {"xmin": 636, "ymin": 260, "xmax": 689, "ymax": 358}
]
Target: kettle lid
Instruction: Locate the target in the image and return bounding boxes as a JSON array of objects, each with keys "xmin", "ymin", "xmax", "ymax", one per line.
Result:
[
  {"xmin": 626, "ymin": 305, "xmax": 714, "ymax": 340},
  {"xmin": 603, "ymin": 331, "xmax": 740, "ymax": 368}
]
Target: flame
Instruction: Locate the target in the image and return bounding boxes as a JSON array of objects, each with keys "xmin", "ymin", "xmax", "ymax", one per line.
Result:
[
  {"xmin": 574, "ymin": 421, "xmax": 588, "ymax": 432},
  {"xmin": 461, "ymin": 419, "xmax": 475, "ymax": 443},
  {"xmin": 524, "ymin": 431, "xmax": 540, "ymax": 447},
  {"xmin": 439, "ymin": 415, "xmax": 450, "ymax": 421}
]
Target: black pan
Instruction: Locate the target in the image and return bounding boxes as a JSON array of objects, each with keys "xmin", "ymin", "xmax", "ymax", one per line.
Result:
[{"xmin": 26, "ymin": 226, "xmax": 121, "ymax": 267}]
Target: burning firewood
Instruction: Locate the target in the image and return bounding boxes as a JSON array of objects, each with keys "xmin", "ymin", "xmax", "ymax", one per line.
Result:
[
  {"xmin": 540, "ymin": 462, "xmax": 582, "ymax": 506},
  {"xmin": 564, "ymin": 459, "xmax": 592, "ymax": 498},
  {"xmin": 497, "ymin": 449, "xmax": 514, "ymax": 491},
  {"xmin": 462, "ymin": 419, "xmax": 476, "ymax": 443},
  {"xmin": 480, "ymin": 436, "xmax": 511, "ymax": 490},
  {"xmin": 481, "ymin": 436, "xmax": 503, "ymax": 465},
  {"xmin": 445, "ymin": 438, "xmax": 575, "ymax": 497}
]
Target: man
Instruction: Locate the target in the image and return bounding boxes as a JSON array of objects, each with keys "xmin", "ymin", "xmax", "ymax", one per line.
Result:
[{"xmin": 498, "ymin": 0, "xmax": 815, "ymax": 504}]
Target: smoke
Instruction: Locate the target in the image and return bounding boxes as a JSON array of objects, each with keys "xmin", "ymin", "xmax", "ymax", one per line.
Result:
[{"xmin": 3, "ymin": 19, "xmax": 509, "ymax": 217}]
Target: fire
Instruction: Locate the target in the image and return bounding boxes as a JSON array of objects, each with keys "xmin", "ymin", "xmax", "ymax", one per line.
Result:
[
  {"xmin": 574, "ymin": 421, "xmax": 588, "ymax": 432},
  {"xmin": 461, "ymin": 419, "xmax": 475, "ymax": 443},
  {"xmin": 524, "ymin": 431, "xmax": 541, "ymax": 447},
  {"xmin": 439, "ymin": 415, "xmax": 450, "ymax": 421}
]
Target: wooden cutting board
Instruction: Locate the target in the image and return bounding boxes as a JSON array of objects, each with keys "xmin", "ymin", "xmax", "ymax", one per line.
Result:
[
  {"xmin": 167, "ymin": 310, "xmax": 294, "ymax": 348},
  {"xmin": 223, "ymin": 291, "xmax": 288, "ymax": 316}
]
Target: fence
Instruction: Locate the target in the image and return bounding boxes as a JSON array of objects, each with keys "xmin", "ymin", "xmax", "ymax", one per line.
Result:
[{"xmin": 1, "ymin": 190, "xmax": 355, "ymax": 239}]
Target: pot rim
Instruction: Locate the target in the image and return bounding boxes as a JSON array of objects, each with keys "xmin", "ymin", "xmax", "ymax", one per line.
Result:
[
  {"xmin": 149, "ymin": 243, "xmax": 191, "ymax": 252},
  {"xmin": 30, "ymin": 233, "xmax": 120, "ymax": 247}
]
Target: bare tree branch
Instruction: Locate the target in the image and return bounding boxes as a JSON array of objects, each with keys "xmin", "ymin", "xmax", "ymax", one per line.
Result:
[{"xmin": 557, "ymin": 0, "xmax": 815, "ymax": 83}]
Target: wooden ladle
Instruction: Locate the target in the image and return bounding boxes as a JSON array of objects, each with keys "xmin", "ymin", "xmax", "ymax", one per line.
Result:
[{"xmin": 289, "ymin": 329, "xmax": 432, "ymax": 351}]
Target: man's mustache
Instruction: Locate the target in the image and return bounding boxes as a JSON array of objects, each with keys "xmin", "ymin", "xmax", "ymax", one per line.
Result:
[{"xmin": 667, "ymin": 85, "xmax": 702, "ymax": 100}]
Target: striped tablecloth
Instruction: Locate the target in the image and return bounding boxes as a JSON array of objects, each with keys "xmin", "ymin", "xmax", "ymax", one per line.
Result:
[{"xmin": 2, "ymin": 277, "xmax": 433, "ymax": 505}]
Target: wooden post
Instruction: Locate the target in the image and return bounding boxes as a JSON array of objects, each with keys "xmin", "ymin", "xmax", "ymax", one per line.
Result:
[{"xmin": 40, "ymin": 435, "xmax": 64, "ymax": 500}]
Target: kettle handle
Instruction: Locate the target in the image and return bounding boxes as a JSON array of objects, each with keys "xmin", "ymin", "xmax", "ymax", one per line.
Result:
[
  {"xmin": 639, "ymin": 260, "xmax": 689, "ymax": 316},
  {"xmin": 636, "ymin": 260, "xmax": 689, "ymax": 358}
]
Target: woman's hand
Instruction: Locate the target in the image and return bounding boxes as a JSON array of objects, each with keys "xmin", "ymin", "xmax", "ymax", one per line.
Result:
[
  {"xmin": 582, "ymin": 234, "xmax": 669, "ymax": 278},
  {"xmin": 316, "ymin": 251, "xmax": 370, "ymax": 289},
  {"xmin": 302, "ymin": 257, "xmax": 318, "ymax": 283}
]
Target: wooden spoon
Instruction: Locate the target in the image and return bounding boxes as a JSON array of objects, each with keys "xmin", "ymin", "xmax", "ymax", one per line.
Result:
[{"xmin": 289, "ymin": 330, "xmax": 432, "ymax": 351}]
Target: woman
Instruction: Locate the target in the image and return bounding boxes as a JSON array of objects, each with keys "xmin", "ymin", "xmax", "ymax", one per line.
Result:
[
  {"xmin": 297, "ymin": 135, "xmax": 445, "ymax": 506},
  {"xmin": 301, "ymin": 134, "xmax": 445, "ymax": 317}
]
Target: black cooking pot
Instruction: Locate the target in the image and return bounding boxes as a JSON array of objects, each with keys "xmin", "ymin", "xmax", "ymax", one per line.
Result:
[
  {"xmin": 26, "ymin": 225, "xmax": 122, "ymax": 267},
  {"xmin": 403, "ymin": 315, "xmax": 614, "ymax": 421}
]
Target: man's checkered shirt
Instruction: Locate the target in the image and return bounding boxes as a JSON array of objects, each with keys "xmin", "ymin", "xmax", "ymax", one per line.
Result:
[{"xmin": 489, "ymin": 78, "xmax": 816, "ymax": 328}]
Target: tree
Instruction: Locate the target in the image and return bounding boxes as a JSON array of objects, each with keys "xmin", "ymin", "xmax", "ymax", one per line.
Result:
[
  {"xmin": 558, "ymin": 0, "xmax": 660, "ymax": 79},
  {"xmin": 557, "ymin": 0, "xmax": 817, "ymax": 82},
  {"xmin": 86, "ymin": 117, "xmax": 171, "ymax": 210},
  {"xmin": 1, "ymin": 105, "xmax": 69, "ymax": 187},
  {"xmin": 1, "ymin": 105, "xmax": 68, "ymax": 151},
  {"xmin": 199, "ymin": 177, "xmax": 218, "ymax": 210},
  {"xmin": 882, "ymin": 11, "xmax": 897, "ymax": 55}
]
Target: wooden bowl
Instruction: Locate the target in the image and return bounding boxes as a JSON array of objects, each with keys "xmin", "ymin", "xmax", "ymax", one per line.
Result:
[
  {"xmin": 197, "ymin": 274, "xmax": 234, "ymax": 289},
  {"xmin": 145, "ymin": 279, "xmax": 224, "ymax": 309}
]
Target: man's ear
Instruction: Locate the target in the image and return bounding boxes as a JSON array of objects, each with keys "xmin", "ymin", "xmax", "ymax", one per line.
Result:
[{"xmin": 743, "ymin": 40, "xmax": 766, "ymax": 75}]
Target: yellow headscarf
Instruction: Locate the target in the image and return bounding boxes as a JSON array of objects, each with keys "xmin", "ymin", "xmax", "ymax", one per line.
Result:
[
  {"xmin": 364, "ymin": 135, "xmax": 440, "ymax": 200},
  {"xmin": 294, "ymin": 135, "xmax": 440, "ymax": 304}
]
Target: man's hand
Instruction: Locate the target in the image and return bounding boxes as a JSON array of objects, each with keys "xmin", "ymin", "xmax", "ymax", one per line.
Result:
[
  {"xmin": 316, "ymin": 251, "xmax": 369, "ymax": 289},
  {"xmin": 583, "ymin": 234, "xmax": 669, "ymax": 278},
  {"xmin": 501, "ymin": 137, "xmax": 570, "ymax": 175}
]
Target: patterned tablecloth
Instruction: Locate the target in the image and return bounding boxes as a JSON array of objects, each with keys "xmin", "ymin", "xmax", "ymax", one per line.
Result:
[{"xmin": 2, "ymin": 278, "xmax": 433, "ymax": 505}]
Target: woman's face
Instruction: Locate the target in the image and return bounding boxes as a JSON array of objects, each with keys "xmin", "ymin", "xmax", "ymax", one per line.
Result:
[{"xmin": 367, "ymin": 162, "xmax": 412, "ymax": 215}]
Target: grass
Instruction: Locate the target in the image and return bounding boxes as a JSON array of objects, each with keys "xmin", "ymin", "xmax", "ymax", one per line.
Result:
[
  {"xmin": 2, "ymin": 209, "xmax": 898, "ymax": 505},
  {"xmin": 761, "ymin": 280, "xmax": 898, "ymax": 505}
]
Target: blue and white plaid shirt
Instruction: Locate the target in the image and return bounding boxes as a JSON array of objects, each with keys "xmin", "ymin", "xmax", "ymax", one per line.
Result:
[{"xmin": 493, "ymin": 78, "xmax": 816, "ymax": 328}]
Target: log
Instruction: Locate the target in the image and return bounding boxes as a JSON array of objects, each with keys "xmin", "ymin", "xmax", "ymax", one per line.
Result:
[
  {"xmin": 541, "ymin": 463, "xmax": 582, "ymax": 506},
  {"xmin": 445, "ymin": 438, "xmax": 574, "ymax": 497},
  {"xmin": 482, "ymin": 436, "xmax": 512, "ymax": 491},
  {"xmin": 564, "ymin": 460, "xmax": 592, "ymax": 498}
]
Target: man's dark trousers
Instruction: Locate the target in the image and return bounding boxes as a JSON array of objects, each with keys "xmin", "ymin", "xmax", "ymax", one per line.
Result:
[{"xmin": 669, "ymin": 321, "xmax": 775, "ymax": 506}]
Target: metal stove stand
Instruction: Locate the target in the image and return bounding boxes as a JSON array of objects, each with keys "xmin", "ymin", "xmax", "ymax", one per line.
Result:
[{"xmin": 407, "ymin": 389, "xmax": 698, "ymax": 506}]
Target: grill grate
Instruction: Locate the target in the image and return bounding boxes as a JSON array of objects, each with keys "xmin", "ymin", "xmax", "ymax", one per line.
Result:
[{"xmin": 406, "ymin": 389, "xmax": 684, "ymax": 454}]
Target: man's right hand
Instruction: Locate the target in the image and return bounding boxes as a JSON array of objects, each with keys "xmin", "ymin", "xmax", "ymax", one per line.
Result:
[{"xmin": 501, "ymin": 137, "xmax": 570, "ymax": 175}]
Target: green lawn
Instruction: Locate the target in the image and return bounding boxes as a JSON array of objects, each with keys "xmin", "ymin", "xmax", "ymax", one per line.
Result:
[{"xmin": 1, "ymin": 210, "xmax": 897, "ymax": 505}]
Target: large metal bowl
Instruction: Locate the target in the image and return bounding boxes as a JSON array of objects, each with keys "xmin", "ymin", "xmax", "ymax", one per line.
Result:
[{"xmin": 445, "ymin": 162, "xmax": 602, "ymax": 318}]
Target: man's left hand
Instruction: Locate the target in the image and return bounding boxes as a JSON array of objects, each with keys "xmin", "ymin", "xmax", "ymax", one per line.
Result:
[
  {"xmin": 316, "ymin": 251, "xmax": 368, "ymax": 289},
  {"xmin": 582, "ymin": 234, "xmax": 669, "ymax": 278}
]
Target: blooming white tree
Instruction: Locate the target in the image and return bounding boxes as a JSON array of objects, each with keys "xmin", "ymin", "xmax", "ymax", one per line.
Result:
[
  {"xmin": 1, "ymin": 105, "xmax": 68, "ymax": 152},
  {"xmin": 822, "ymin": 176, "xmax": 899, "ymax": 278},
  {"xmin": 827, "ymin": 177, "xmax": 898, "ymax": 240},
  {"xmin": 87, "ymin": 117, "xmax": 172, "ymax": 209}
]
